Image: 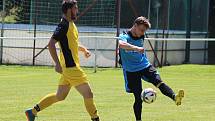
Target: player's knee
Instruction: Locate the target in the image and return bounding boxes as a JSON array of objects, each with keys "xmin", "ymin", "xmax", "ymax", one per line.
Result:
[
  {"xmin": 134, "ymin": 98, "xmax": 143, "ymax": 106},
  {"xmin": 134, "ymin": 94, "xmax": 143, "ymax": 104},
  {"xmin": 56, "ymin": 94, "xmax": 67, "ymax": 101},
  {"xmin": 136, "ymin": 97, "xmax": 143, "ymax": 103}
]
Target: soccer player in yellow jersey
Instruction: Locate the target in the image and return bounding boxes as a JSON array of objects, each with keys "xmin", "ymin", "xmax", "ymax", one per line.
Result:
[{"xmin": 25, "ymin": 1, "xmax": 100, "ymax": 121}]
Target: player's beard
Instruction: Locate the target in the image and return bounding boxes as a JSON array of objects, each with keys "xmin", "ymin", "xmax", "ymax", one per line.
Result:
[{"xmin": 71, "ymin": 12, "xmax": 77, "ymax": 21}]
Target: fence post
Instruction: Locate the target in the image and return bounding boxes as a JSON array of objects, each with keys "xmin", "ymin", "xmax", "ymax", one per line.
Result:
[
  {"xmin": 0, "ymin": 0, "xmax": 5, "ymax": 64},
  {"xmin": 204, "ymin": 0, "xmax": 210, "ymax": 64},
  {"xmin": 147, "ymin": 0, "xmax": 151, "ymax": 20},
  {"xmin": 30, "ymin": 0, "xmax": 33, "ymax": 24},
  {"xmin": 115, "ymin": 0, "xmax": 121, "ymax": 68},
  {"xmin": 184, "ymin": 0, "xmax": 192, "ymax": 63},
  {"xmin": 32, "ymin": 0, "xmax": 37, "ymax": 66},
  {"xmin": 94, "ymin": 38, "xmax": 97, "ymax": 73},
  {"xmin": 153, "ymin": 0, "xmax": 161, "ymax": 67},
  {"xmin": 208, "ymin": 0, "xmax": 215, "ymax": 64}
]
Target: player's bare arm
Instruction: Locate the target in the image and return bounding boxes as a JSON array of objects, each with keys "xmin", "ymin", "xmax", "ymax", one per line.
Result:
[
  {"xmin": 78, "ymin": 44, "xmax": 91, "ymax": 58},
  {"xmin": 119, "ymin": 40, "xmax": 144, "ymax": 53},
  {"xmin": 48, "ymin": 37, "xmax": 62, "ymax": 73}
]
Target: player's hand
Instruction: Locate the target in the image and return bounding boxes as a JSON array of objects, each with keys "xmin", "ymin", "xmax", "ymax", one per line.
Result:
[
  {"xmin": 84, "ymin": 50, "xmax": 91, "ymax": 58},
  {"xmin": 55, "ymin": 63, "xmax": 62, "ymax": 74},
  {"xmin": 135, "ymin": 47, "xmax": 145, "ymax": 53}
]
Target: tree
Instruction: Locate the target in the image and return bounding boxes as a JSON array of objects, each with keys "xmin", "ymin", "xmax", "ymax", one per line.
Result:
[{"xmin": 1, "ymin": 0, "xmax": 25, "ymax": 23}]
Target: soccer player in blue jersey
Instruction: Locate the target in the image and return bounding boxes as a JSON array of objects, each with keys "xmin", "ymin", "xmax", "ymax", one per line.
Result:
[
  {"xmin": 118, "ymin": 16, "xmax": 184, "ymax": 121},
  {"xmin": 25, "ymin": 1, "xmax": 99, "ymax": 121}
]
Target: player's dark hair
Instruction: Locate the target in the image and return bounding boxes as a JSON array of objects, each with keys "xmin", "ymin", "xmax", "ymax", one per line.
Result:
[
  {"xmin": 134, "ymin": 16, "xmax": 151, "ymax": 29},
  {"xmin": 62, "ymin": 0, "xmax": 77, "ymax": 14}
]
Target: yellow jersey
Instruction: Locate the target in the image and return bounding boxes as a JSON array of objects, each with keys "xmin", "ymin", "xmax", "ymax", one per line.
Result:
[{"xmin": 52, "ymin": 18, "xmax": 80, "ymax": 68}]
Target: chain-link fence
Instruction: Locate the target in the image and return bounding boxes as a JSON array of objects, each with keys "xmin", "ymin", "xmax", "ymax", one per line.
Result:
[{"xmin": 0, "ymin": 0, "xmax": 211, "ymax": 67}]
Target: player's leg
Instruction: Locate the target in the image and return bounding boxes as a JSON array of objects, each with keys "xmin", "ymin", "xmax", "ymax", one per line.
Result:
[
  {"xmin": 142, "ymin": 65, "xmax": 184, "ymax": 105},
  {"xmin": 133, "ymin": 88, "xmax": 143, "ymax": 121},
  {"xmin": 125, "ymin": 70, "xmax": 143, "ymax": 121},
  {"xmin": 33, "ymin": 85, "xmax": 71, "ymax": 114},
  {"xmin": 75, "ymin": 83, "xmax": 99, "ymax": 121},
  {"xmin": 156, "ymin": 81, "xmax": 184, "ymax": 106},
  {"xmin": 25, "ymin": 85, "xmax": 71, "ymax": 121}
]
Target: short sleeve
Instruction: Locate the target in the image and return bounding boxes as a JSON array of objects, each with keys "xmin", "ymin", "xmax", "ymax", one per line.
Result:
[
  {"xmin": 119, "ymin": 33, "xmax": 127, "ymax": 42},
  {"xmin": 52, "ymin": 23, "xmax": 68, "ymax": 41}
]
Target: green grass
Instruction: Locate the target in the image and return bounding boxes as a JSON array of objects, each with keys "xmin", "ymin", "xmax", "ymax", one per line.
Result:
[{"xmin": 0, "ymin": 64, "xmax": 215, "ymax": 121}]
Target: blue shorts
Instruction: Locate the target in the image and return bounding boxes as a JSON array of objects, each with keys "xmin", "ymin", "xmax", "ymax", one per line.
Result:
[{"xmin": 123, "ymin": 65, "xmax": 162, "ymax": 93}]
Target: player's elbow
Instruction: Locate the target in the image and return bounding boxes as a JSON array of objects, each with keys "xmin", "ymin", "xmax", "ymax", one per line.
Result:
[{"xmin": 118, "ymin": 41, "xmax": 126, "ymax": 49}]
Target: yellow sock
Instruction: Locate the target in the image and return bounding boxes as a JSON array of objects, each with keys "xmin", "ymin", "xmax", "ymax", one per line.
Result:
[
  {"xmin": 84, "ymin": 98, "xmax": 99, "ymax": 119},
  {"xmin": 32, "ymin": 93, "xmax": 59, "ymax": 115}
]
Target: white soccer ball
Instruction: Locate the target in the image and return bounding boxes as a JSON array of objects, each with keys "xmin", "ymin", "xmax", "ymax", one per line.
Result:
[{"xmin": 141, "ymin": 88, "xmax": 157, "ymax": 104}]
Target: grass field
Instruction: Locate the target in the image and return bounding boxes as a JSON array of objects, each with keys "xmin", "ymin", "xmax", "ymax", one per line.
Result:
[{"xmin": 0, "ymin": 64, "xmax": 215, "ymax": 121}]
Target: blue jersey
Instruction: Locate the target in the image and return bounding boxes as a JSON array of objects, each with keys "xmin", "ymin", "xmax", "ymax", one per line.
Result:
[{"xmin": 119, "ymin": 31, "xmax": 150, "ymax": 72}]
